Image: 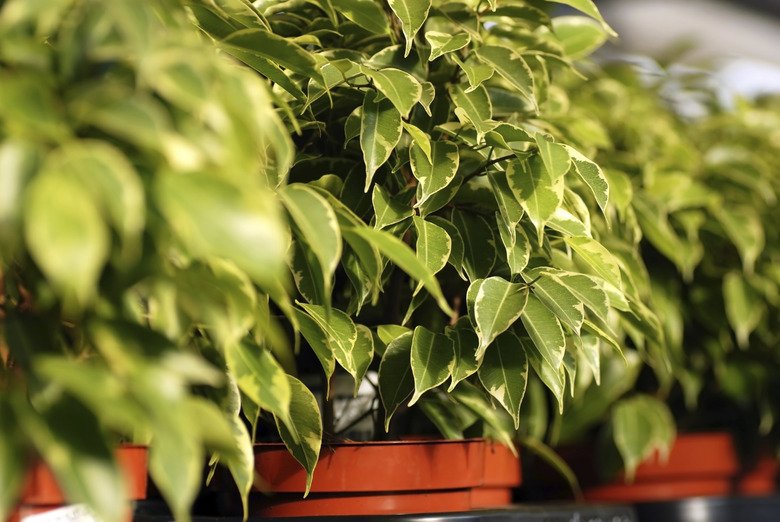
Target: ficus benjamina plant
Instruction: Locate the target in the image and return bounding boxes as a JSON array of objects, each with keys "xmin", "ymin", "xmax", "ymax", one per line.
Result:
[
  {"xmin": 4, "ymin": 0, "xmax": 744, "ymax": 519},
  {"xmin": 542, "ymin": 59, "xmax": 780, "ymax": 482}
]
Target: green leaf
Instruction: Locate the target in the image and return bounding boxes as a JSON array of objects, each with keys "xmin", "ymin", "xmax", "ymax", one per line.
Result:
[
  {"xmin": 281, "ymin": 183, "xmax": 342, "ymax": 309},
  {"xmin": 549, "ymin": 270, "xmax": 610, "ymax": 324},
  {"xmin": 478, "ymin": 330, "xmax": 528, "ymax": 429},
  {"xmin": 534, "ymin": 133, "xmax": 570, "ymax": 181},
  {"xmin": 299, "ymin": 303, "xmax": 372, "ymax": 392},
  {"xmin": 222, "ymin": 28, "xmax": 325, "ymax": 85},
  {"xmin": 361, "ymin": 91, "xmax": 403, "ymax": 192},
  {"xmin": 402, "ymin": 122, "xmax": 432, "ymax": 163},
  {"xmin": 428, "ymin": 215, "xmax": 467, "ymax": 279},
  {"xmin": 552, "ymin": 16, "xmax": 608, "ymax": 58},
  {"xmin": 612, "ymin": 395, "xmax": 676, "ymax": 481},
  {"xmin": 348, "ymin": 226, "xmax": 454, "ymax": 315},
  {"xmin": 331, "ymin": 0, "xmax": 390, "ymax": 34},
  {"xmin": 155, "ymin": 173, "xmax": 289, "ymax": 292},
  {"xmin": 520, "ymin": 293, "xmax": 565, "ymax": 370},
  {"xmin": 471, "ymin": 276, "xmax": 530, "ymax": 358},
  {"xmin": 378, "ymin": 332, "xmax": 415, "ymax": 431},
  {"xmin": 713, "ymin": 206, "xmax": 764, "ymax": 275},
  {"xmin": 425, "ymin": 31, "xmax": 471, "ymax": 61},
  {"xmin": 488, "ymin": 171, "xmax": 525, "ymax": 229},
  {"xmin": 452, "ymin": 55, "xmax": 495, "ymax": 92},
  {"xmin": 547, "ymin": 207, "xmax": 591, "ymax": 237},
  {"xmin": 411, "ymin": 140, "xmax": 460, "ymax": 207},
  {"xmin": 413, "ymin": 216, "xmax": 452, "ymax": 285},
  {"xmin": 520, "ymin": 335, "xmax": 566, "ymax": 413},
  {"xmin": 723, "ymin": 271, "xmax": 763, "ymax": 349},
  {"xmin": 45, "ymin": 141, "xmax": 144, "ymax": 266},
  {"xmin": 276, "ymin": 375, "xmax": 323, "ymax": 496},
  {"xmin": 0, "ymin": 399, "xmax": 24, "ymax": 522},
  {"xmin": 452, "ymin": 209, "xmax": 497, "ymax": 281},
  {"xmin": 450, "ymin": 84, "xmax": 494, "ymax": 141},
  {"xmin": 360, "ymin": 66, "xmax": 422, "ymax": 119},
  {"xmin": 295, "ymin": 308, "xmax": 336, "ymax": 383},
  {"xmin": 475, "ymin": 45, "xmax": 537, "ymax": 110},
  {"xmin": 545, "ymin": 0, "xmax": 618, "ymax": 37},
  {"xmin": 564, "ymin": 235, "xmax": 624, "ymax": 291},
  {"xmin": 563, "ymin": 145, "xmax": 609, "ymax": 214},
  {"xmin": 24, "ymin": 169, "xmax": 109, "ymax": 312},
  {"xmin": 290, "ymin": 240, "xmax": 327, "ymax": 306},
  {"xmin": 15, "ymin": 396, "xmax": 129, "ymax": 522},
  {"xmin": 507, "ymin": 157, "xmax": 563, "ymax": 240},
  {"xmin": 446, "ymin": 319, "xmax": 480, "ymax": 391},
  {"xmin": 225, "ymin": 341, "xmax": 292, "ymax": 433},
  {"xmin": 372, "ymin": 185, "xmax": 414, "ymax": 229},
  {"xmin": 496, "ymin": 215, "xmax": 531, "ymax": 275},
  {"xmin": 387, "ymin": 0, "xmax": 432, "ymax": 56},
  {"xmin": 525, "ymin": 270, "xmax": 585, "ymax": 334},
  {"xmin": 449, "ymin": 381, "xmax": 515, "ymax": 448},
  {"xmin": 409, "ymin": 326, "xmax": 455, "ymax": 405}
]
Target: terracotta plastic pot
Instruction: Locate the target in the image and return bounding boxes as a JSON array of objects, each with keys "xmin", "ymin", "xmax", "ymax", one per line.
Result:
[
  {"xmin": 245, "ymin": 439, "xmax": 485, "ymax": 517},
  {"xmin": 583, "ymin": 432, "xmax": 739, "ymax": 502},
  {"xmin": 8, "ymin": 445, "xmax": 148, "ymax": 522},
  {"xmin": 736, "ymin": 452, "xmax": 779, "ymax": 496},
  {"xmin": 471, "ymin": 441, "xmax": 522, "ymax": 508}
]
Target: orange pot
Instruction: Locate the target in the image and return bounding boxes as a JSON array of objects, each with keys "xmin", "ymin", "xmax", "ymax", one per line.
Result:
[
  {"xmin": 736, "ymin": 451, "xmax": 779, "ymax": 496},
  {"xmin": 471, "ymin": 441, "xmax": 522, "ymax": 508},
  {"xmin": 7, "ymin": 445, "xmax": 148, "ymax": 522},
  {"xmin": 583, "ymin": 432, "xmax": 739, "ymax": 502},
  {"xmin": 243, "ymin": 439, "xmax": 485, "ymax": 517}
]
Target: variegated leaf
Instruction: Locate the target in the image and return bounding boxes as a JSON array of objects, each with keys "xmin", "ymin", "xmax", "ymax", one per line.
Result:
[
  {"xmin": 564, "ymin": 235, "xmax": 624, "ymax": 291},
  {"xmin": 425, "ymin": 31, "xmax": 471, "ymax": 61},
  {"xmin": 348, "ymin": 226, "xmax": 454, "ymax": 315},
  {"xmin": 372, "ymin": 185, "xmax": 414, "ymax": 229},
  {"xmin": 472, "ymin": 276, "xmax": 530, "ymax": 358},
  {"xmin": 535, "ymin": 132, "xmax": 570, "ymax": 181},
  {"xmin": 361, "ymin": 91, "xmax": 402, "ymax": 192},
  {"xmin": 450, "ymin": 83, "xmax": 494, "ymax": 141},
  {"xmin": 387, "ymin": 0, "xmax": 432, "ymax": 56},
  {"xmin": 475, "ymin": 45, "xmax": 537, "ymax": 110},
  {"xmin": 411, "ymin": 140, "xmax": 460, "ymax": 207},
  {"xmin": 360, "ymin": 66, "xmax": 423, "ymax": 118},
  {"xmin": 446, "ymin": 318, "xmax": 480, "ymax": 391},
  {"xmin": 276, "ymin": 375, "xmax": 322, "ymax": 496},
  {"xmin": 409, "ymin": 326, "xmax": 455, "ymax": 405},
  {"xmin": 520, "ymin": 335, "xmax": 566, "ymax": 413},
  {"xmin": 507, "ymin": 156, "xmax": 563, "ymax": 241},
  {"xmin": 478, "ymin": 330, "xmax": 528, "ymax": 429},
  {"xmin": 378, "ymin": 332, "xmax": 415, "ymax": 430},
  {"xmin": 452, "ymin": 209, "xmax": 497, "ymax": 281},
  {"xmin": 224, "ymin": 341, "xmax": 292, "ymax": 435},
  {"xmin": 563, "ymin": 144, "xmax": 609, "ymax": 214},
  {"xmin": 520, "ymin": 293, "xmax": 566, "ymax": 370}
]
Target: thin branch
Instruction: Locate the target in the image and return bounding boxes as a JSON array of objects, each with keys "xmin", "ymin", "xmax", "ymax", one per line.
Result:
[{"xmin": 462, "ymin": 154, "xmax": 516, "ymax": 183}]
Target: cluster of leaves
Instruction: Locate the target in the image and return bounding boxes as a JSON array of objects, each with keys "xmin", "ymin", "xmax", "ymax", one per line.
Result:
[
  {"xmin": 189, "ymin": 0, "xmax": 678, "ymax": 493},
  {"xmin": 547, "ymin": 60, "xmax": 780, "ymax": 481},
  {"xmin": 0, "ymin": 1, "xmax": 293, "ymax": 521}
]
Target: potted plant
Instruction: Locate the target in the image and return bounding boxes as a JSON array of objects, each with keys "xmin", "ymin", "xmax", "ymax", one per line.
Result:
[
  {"xmin": 0, "ymin": 1, "xmax": 293, "ymax": 521},
  {"xmin": 186, "ymin": 0, "xmax": 669, "ymax": 516},
  {"xmin": 520, "ymin": 57, "xmax": 779, "ymax": 504},
  {"xmin": 3, "ymin": 0, "xmax": 676, "ymax": 519}
]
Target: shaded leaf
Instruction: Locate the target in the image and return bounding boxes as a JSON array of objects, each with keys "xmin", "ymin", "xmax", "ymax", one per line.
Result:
[
  {"xmin": 378, "ymin": 332, "xmax": 415, "ymax": 431},
  {"xmin": 409, "ymin": 326, "xmax": 455, "ymax": 405},
  {"xmin": 478, "ymin": 330, "xmax": 528, "ymax": 429},
  {"xmin": 411, "ymin": 140, "xmax": 460, "ymax": 207}
]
